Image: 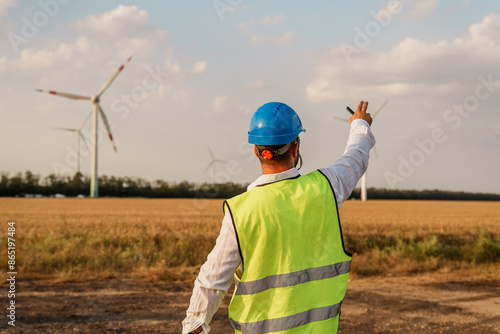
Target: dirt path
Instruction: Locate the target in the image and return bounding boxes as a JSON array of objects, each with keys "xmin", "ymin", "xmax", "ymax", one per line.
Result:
[
  {"xmin": 2, "ymin": 275, "xmax": 499, "ymax": 333},
  {"xmin": 341, "ymin": 276, "xmax": 500, "ymax": 333}
]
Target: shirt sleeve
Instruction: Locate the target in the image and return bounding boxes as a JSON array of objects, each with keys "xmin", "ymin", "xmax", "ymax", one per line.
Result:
[
  {"xmin": 319, "ymin": 119, "xmax": 376, "ymax": 208},
  {"xmin": 182, "ymin": 210, "xmax": 241, "ymax": 334}
]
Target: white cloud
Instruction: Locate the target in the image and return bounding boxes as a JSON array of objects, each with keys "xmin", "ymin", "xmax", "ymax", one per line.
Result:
[
  {"xmin": 213, "ymin": 95, "xmax": 228, "ymax": 113},
  {"xmin": 406, "ymin": 0, "xmax": 440, "ymax": 20},
  {"xmin": 73, "ymin": 5, "xmax": 151, "ymax": 38},
  {"xmin": 191, "ymin": 61, "xmax": 207, "ymax": 74},
  {"xmin": 260, "ymin": 14, "xmax": 285, "ymax": 25},
  {"xmin": 375, "ymin": 1, "xmax": 404, "ymax": 20},
  {"xmin": 238, "ymin": 14, "xmax": 290, "ymax": 46},
  {"xmin": 162, "ymin": 57, "xmax": 182, "ymax": 75},
  {"xmin": 155, "ymin": 83, "xmax": 171, "ymax": 98},
  {"xmin": 70, "ymin": 5, "xmax": 167, "ymax": 59},
  {"xmin": 8, "ymin": 5, "xmax": 169, "ymax": 73},
  {"xmin": 0, "ymin": 3, "xmax": 207, "ymax": 129},
  {"xmin": 3, "ymin": 4, "xmax": 210, "ymax": 88},
  {"xmin": 238, "ymin": 14, "xmax": 285, "ymax": 31},
  {"xmin": 306, "ymin": 14, "xmax": 500, "ymax": 103},
  {"xmin": 244, "ymin": 80, "xmax": 272, "ymax": 92},
  {"xmin": 0, "ymin": 0, "xmax": 16, "ymax": 18},
  {"xmin": 468, "ymin": 13, "xmax": 500, "ymax": 42},
  {"xmin": 250, "ymin": 31, "xmax": 295, "ymax": 47}
]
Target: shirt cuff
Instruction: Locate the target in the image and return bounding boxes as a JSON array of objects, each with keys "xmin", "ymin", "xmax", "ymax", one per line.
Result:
[
  {"xmin": 183, "ymin": 322, "xmax": 209, "ymax": 334},
  {"xmin": 350, "ymin": 118, "xmax": 370, "ymax": 128}
]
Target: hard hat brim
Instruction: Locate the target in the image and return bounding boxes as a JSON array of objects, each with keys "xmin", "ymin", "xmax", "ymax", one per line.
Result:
[{"xmin": 248, "ymin": 129, "xmax": 305, "ymax": 146}]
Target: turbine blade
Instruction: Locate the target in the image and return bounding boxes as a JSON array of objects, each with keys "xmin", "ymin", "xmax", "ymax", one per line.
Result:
[
  {"xmin": 79, "ymin": 110, "xmax": 93, "ymax": 130},
  {"xmin": 372, "ymin": 100, "xmax": 388, "ymax": 119},
  {"xmin": 79, "ymin": 131, "xmax": 90, "ymax": 152},
  {"xmin": 96, "ymin": 56, "xmax": 133, "ymax": 97},
  {"xmin": 333, "ymin": 116, "xmax": 349, "ymax": 123},
  {"xmin": 97, "ymin": 103, "xmax": 118, "ymax": 153},
  {"xmin": 53, "ymin": 127, "xmax": 77, "ymax": 132},
  {"xmin": 204, "ymin": 161, "xmax": 215, "ymax": 172},
  {"xmin": 207, "ymin": 146, "xmax": 215, "ymax": 159},
  {"xmin": 36, "ymin": 89, "xmax": 91, "ymax": 100}
]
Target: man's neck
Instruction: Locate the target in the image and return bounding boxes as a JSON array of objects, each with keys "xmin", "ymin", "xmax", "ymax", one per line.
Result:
[{"xmin": 260, "ymin": 164, "xmax": 294, "ymax": 175}]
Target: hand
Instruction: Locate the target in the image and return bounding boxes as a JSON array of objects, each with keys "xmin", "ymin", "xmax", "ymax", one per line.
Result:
[
  {"xmin": 189, "ymin": 327, "xmax": 203, "ymax": 334},
  {"xmin": 349, "ymin": 100, "xmax": 372, "ymax": 126}
]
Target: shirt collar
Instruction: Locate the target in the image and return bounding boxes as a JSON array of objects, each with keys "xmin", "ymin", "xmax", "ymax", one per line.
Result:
[{"xmin": 247, "ymin": 168, "xmax": 300, "ymax": 191}]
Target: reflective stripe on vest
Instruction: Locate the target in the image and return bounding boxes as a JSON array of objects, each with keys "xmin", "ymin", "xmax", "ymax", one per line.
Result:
[
  {"xmin": 229, "ymin": 302, "xmax": 343, "ymax": 334},
  {"xmin": 224, "ymin": 170, "xmax": 351, "ymax": 333},
  {"xmin": 235, "ymin": 260, "xmax": 351, "ymax": 296}
]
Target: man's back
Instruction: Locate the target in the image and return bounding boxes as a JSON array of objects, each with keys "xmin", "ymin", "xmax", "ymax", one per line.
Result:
[
  {"xmin": 182, "ymin": 101, "xmax": 374, "ymax": 334},
  {"xmin": 225, "ymin": 170, "xmax": 352, "ymax": 333}
]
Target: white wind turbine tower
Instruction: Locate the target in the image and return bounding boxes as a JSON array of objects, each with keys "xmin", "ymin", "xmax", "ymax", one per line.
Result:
[
  {"xmin": 333, "ymin": 100, "xmax": 388, "ymax": 201},
  {"xmin": 37, "ymin": 56, "xmax": 132, "ymax": 198},
  {"xmin": 52, "ymin": 111, "xmax": 92, "ymax": 175},
  {"xmin": 205, "ymin": 146, "xmax": 227, "ymax": 184}
]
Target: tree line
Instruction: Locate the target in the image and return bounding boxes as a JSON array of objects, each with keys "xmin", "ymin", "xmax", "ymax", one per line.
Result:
[
  {"xmin": 0, "ymin": 171, "xmax": 247, "ymax": 199},
  {"xmin": 1, "ymin": 171, "xmax": 499, "ymax": 201},
  {"xmin": 349, "ymin": 188, "xmax": 500, "ymax": 201}
]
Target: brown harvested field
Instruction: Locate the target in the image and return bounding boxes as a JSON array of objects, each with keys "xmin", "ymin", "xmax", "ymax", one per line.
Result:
[
  {"xmin": 1, "ymin": 198, "xmax": 499, "ymax": 333},
  {"xmin": 340, "ymin": 200, "xmax": 500, "ymax": 236}
]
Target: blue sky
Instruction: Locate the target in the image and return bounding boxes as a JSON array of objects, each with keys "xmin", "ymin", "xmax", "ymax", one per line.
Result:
[{"xmin": 1, "ymin": 0, "xmax": 499, "ymax": 193}]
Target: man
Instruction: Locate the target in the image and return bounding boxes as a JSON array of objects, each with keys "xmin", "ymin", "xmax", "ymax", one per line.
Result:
[{"xmin": 183, "ymin": 100, "xmax": 374, "ymax": 333}]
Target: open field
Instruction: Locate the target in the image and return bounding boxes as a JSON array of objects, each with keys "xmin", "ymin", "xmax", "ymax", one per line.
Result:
[
  {"xmin": 1, "ymin": 198, "xmax": 499, "ymax": 280},
  {"xmin": 1, "ymin": 198, "xmax": 499, "ymax": 333}
]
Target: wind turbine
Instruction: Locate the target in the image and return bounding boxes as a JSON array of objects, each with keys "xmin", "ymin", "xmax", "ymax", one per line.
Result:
[
  {"xmin": 37, "ymin": 56, "xmax": 132, "ymax": 198},
  {"xmin": 52, "ymin": 111, "xmax": 92, "ymax": 175},
  {"xmin": 333, "ymin": 100, "xmax": 388, "ymax": 201},
  {"xmin": 204, "ymin": 146, "xmax": 227, "ymax": 184}
]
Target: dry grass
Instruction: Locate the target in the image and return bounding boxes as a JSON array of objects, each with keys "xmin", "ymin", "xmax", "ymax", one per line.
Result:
[
  {"xmin": 0, "ymin": 198, "xmax": 499, "ymax": 281},
  {"xmin": 0, "ymin": 198, "xmax": 224, "ymax": 281},
  {"xmin": 339, "ymin": 200, "xmax": 500, "ymax": 237},
  {"xmin": 339, "ymin": 200, "xmax": 500, "ymax": 278}
]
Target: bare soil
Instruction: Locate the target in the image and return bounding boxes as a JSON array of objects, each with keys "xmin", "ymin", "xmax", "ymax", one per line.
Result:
[{"xmin": 2, "ymin": 275, "xmax": 499, "ymax": 333}]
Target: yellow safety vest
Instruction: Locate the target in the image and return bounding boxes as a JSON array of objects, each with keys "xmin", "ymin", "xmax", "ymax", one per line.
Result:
[{"xmin": 223, "ymin": 170, "xmax": 352, "ymax": 334}]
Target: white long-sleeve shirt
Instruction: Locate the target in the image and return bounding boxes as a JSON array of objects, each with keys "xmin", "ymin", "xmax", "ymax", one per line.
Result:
[{"xmin": 182, "ymin": 119, "xmax": 375, "ymax": 334}]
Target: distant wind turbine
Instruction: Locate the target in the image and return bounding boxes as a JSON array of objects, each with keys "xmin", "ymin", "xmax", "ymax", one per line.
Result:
[
  {"xmin": 37, "ymin": 56, "xmax": 132, "ymax": 197},
  {"xmin": 53, "ymin": 111, "xmax": 92, "ymax": 175},
  {"xmin": 333, "ymin": 100, "xmax": 388, "ymax": 201},
  {"xmin": 204, "ymin": 146, "xmax": 227, "ymax": 184}
]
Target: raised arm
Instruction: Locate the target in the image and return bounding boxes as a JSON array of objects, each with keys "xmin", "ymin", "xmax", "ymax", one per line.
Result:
[{"xmin": 319, "ymin": 100, "xmax": 376, "ymax": 208}]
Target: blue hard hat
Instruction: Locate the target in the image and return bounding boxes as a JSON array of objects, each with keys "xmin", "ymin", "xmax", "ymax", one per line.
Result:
[{"xmin": 248, "ymin": 102, "xmax": 305, "ymax": 146}]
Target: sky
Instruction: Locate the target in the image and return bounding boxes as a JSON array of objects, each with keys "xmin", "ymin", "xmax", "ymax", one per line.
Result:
[{"xmin": 1, "ymin": 0, "xmax": 500, "ymax": 194}]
